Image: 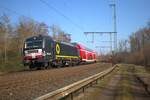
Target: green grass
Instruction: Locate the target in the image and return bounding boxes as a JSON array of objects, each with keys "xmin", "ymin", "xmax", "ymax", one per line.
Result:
[
  {"xmin": 82, "ymin": 66, "xmax": 119, "ymax": 100},
  {"xmin": 0, "ymin": 58, "xmax": 27, "ymax": 73},
  {"xmin": 83, "ymin": 64, "xmax": 149, "ymax": 100},
  {"xmin": 117, "ymin": 65, "xmax": 134, "ymax": 100}
]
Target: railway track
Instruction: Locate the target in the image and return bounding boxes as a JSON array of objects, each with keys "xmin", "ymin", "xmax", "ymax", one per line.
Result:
[
  {"xmin": 0, "ymin": 63, "xmax": 112, "ymax": 100},
  {"xmin": 35, "ymin": 65, "xmax": 117, "ymax": 100},
  {"xmin": 0, "ymin": 62, "xmax": 97, "ymax": 76}
]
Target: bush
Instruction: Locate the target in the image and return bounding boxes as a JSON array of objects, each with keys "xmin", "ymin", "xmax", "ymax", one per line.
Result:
[{"xmin": 0, "ymin": 55, "xmax": 27, "ymax": 72}]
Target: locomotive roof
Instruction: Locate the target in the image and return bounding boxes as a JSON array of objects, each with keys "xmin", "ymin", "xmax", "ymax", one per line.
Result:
[
  {"xmin": 72, "ymin": 42, "xmax": 94, "ymax": 52},
  {"xmin": 26, "ymin": 35, "xmax": 53, "ymax": 41},
  {"xmin": 60, "ymin": 41, "xmax": 75, "ymax": 47}
]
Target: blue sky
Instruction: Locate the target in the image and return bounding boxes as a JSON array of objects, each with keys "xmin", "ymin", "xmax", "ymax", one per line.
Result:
[{"xmin": 0, "ymin": 0, "xmax": 150, "ymax": 53}]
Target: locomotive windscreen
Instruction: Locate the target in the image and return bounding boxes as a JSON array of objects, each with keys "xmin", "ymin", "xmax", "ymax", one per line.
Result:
[{"xmin": 24, "ymin": 39, "xmax": 43, "ymax": 49}]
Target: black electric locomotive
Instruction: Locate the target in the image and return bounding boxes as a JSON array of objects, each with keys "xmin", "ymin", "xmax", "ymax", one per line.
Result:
[{"xmin": 23, "ymin": 35, "xmax": 80, "ymax": 69}]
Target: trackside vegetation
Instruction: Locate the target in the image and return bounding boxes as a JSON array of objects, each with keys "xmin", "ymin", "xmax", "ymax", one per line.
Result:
[{"xmin": 0, "ymin": 14, "xmax": 71, "ymax": 72}]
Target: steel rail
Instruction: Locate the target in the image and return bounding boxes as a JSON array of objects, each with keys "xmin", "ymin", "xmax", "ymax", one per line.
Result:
[{"xmin": 35, "ymin": 65, "xmax": 117, "ymax": 100}]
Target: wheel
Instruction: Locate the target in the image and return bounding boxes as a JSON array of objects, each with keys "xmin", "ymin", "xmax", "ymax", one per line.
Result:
[
  {"xmin": 29, "ymin": 64, "xmax": 34, "ymax": 69},
  {"xmin": 71, "ymin": 62, "xmax": 74, "ymax": 67},
  {"xmin": 41, "ymin": 62, "xmax": 49, "ymax": 69}
]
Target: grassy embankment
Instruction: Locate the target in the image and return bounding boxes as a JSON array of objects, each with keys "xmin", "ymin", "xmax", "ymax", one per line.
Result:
[
  {"xmin": 82, "ymin": 64, "xmax": 138, "ymax": 100},
  {"xmin": 0, "ymin": 57, "xmax": 27, "ymax": 73}
]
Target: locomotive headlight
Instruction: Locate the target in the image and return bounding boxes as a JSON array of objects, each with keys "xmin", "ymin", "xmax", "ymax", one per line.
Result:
[
  {"xmin": 39, "ymin": 49, "xmax": 45, "ymax": 56},
  {"xmin": 39, "ymin": 49, "xmax": 42, "ymax": 53},
  {"xmin": 24, "ymin": 43, "xmax": 27, "ymax": 48},
  {"xmin": 42, "ymin": 50, "xmax": 46, "ymax": 56},
  {"xmin": 24, "ymin": 50, "xmax": 28, "ymax": 54}
]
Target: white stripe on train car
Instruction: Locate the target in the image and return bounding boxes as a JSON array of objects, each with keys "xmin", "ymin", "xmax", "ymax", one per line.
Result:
[
  {"xmin": 82, "ymin": 59, "xmax": 95, "ymax": 62},
  {"xmin": 25, "ymin": 49, "xmax": 43, "ymax": 58},
  {"xmin": 80, "ymin": 49, "xmax": 93, "ymax": 53}
]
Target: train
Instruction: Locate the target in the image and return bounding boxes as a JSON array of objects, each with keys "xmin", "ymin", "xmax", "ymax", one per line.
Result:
[{"xmin": 23, "ymin": 35, "xmax": 96, "ymax": 69}]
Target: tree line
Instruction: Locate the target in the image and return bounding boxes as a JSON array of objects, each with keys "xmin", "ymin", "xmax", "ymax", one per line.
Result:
[
  {"xmin": 0, "ymin": 14, "xmax": 71, "ymax": 71},
  {"xmin": 114, "ymin": 21, "xmax": 150, "ymax": 67}
]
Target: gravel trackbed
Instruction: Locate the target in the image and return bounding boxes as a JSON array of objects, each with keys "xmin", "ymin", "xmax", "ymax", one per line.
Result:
[{"xmin": 0, "ymin": 63, "xmax": 111, "ymax": 100}]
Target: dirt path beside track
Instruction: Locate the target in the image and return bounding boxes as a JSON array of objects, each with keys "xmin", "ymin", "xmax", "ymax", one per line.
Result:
[{"xmin": 75, "ymin": 64, "xmax": 150, "ymax": 100}]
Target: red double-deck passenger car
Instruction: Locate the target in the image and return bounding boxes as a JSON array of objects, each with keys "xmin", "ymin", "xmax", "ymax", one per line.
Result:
[{"xmin": 72, "ymin": 43, "xmax": 96, "ymax": 62}]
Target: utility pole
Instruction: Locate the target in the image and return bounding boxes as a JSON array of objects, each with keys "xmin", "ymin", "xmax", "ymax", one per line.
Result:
[
  {"xmin": 84, "ymin": 32, "xmax": 116, "ymax": 52},
  {"xmin": 4, "ymin": 25, "xmax": 8, "ymax": 63},
  {"xmin": 95, "ymin": 46, "xmax": 112, "ymax": 54},
  {"xmin": 84, "ymin": 0, "xmax": 117, "ymax": 54},
  {"xmin": 109, "ymin": 0, "xmax": 117, "ymax": 51}
]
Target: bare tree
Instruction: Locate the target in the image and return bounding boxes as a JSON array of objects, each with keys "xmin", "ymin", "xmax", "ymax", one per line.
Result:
[
  {"xmin": 50, "ymin": 24, "xmax": 71, "ymax": 43},
  {"xmin": 17, "ymin": 17, "xmax": 49, "ymax": 49},
  {"xmin": 0, "ymin": 14, "xmax": 12, "ymax": 63},
  {"xmin": 35, "ymin": 22, "xmax": 49, "ymax": 36}
]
